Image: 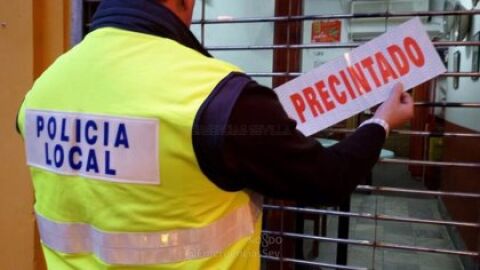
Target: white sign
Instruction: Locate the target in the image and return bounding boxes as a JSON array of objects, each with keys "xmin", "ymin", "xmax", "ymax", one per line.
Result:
[
  {"xmin": 274, "ymin": 17, "xmax": 446, "ymax": 136},
  {"xmin": 24, "ymin": 109, "xmax": 160, "ymax": 185}
]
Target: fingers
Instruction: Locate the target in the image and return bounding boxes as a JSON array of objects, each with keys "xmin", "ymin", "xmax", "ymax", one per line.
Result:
[
  {"xmin": 400, "ymin": 92, "xmax": 413, "ymax": 104},
  {"xmin": 398, "ymin": 91, "xmax": 414, "ymax": 120}
]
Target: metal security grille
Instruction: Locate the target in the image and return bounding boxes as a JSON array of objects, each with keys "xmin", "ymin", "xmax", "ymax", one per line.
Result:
[{"xmin": 73, "ymin": 1, "xmax": 480, "ymax": 269}]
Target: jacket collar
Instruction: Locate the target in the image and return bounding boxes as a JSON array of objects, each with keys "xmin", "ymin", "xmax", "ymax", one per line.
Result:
[{"xmin": 90, "ymin": 0, "xmax": 211, "ymax": 57}]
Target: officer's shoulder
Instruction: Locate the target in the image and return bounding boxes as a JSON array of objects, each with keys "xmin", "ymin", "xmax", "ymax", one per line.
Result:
[{"xmin": 151, "ymin": 36, "xmax": 243, "ymax": 73}]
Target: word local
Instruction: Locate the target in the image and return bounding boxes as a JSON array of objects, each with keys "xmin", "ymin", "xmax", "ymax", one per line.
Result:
[
  {"xmin": 290, "ymin": 36, "xmax": 424, "ymax": 123},
  {"xmin": 36, "ymin": 115, "xmax": 130, "ymax": 175}
]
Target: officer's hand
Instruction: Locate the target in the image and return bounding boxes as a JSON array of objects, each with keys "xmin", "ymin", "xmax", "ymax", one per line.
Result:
[{"xmin": 374, "ymin": 82, "xmax": 414, "ymax": 129}]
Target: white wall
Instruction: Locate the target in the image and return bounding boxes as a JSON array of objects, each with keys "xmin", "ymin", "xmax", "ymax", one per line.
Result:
[
  {"xmin": 442, "ymin": 0, "xmax": 480, "ymax": 132},
  {"xmin": 301, "ymin": 0, "xmax": 351, "ymax": 72},
  {"xmin": 191, "ymin": 0, "xmax": 274, "ymax": 87}
]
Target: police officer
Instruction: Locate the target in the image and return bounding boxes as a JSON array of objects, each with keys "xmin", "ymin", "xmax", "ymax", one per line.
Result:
[{"xmin": 17, "ymin": 0, "xmax": 413, "ymax": 269}]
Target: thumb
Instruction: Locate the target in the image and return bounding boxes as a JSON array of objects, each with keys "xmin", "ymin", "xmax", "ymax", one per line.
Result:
[{"xmin": 389, "ymin": 82, "xmax": 404, "ymax": 100}]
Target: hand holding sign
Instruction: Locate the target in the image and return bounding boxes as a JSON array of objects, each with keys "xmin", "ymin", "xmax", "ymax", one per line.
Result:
[
  {"xmin": 374, "ymin": 83, "xmax": 414, "ymax": 130},
  {"xmin": 274, "ymin": 17, "xmax": 446, "ymax": 136}
]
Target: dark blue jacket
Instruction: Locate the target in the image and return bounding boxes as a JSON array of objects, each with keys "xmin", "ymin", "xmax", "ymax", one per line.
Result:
[{"xmin": 90, "ymin": 0, "xmax": 386, "ymax": 205}]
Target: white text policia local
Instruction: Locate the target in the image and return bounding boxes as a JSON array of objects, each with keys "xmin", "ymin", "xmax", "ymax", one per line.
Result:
[{"xmin": 35, "ymin": 115, "xmax": 130, "ymax": 175}]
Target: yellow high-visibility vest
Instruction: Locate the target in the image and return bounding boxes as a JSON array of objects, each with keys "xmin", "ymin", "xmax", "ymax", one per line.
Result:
[{"xmin": 18, "ymin": 27, "xmax": 262, "ymax": 270}]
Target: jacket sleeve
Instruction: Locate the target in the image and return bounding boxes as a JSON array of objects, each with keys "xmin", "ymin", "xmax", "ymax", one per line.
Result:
[{"xmin": 193, "ymin": 74, "xmax": 386, "ymax": 205}]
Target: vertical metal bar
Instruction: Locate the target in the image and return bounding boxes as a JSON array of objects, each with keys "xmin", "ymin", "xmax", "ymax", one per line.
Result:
[
  {"xmin": 71, "ymin": 0, "xmax": 84, "ymax": 46},
  {"xmin": 371, "ymin": 195, "xmax": 379, "ymax": 269},
  {"xmin": 282, "ymin": 0, "xmax": 290, "ymax": 249},
  {"xmin": 337, "ymin": 2, "xmax": 358, "ymax": 265},
  {"xmin": 200, "ymin": 0, "xmax": 206, "ymax": 46},
  {"xmin": 420, "ymin": 86, "xmax": 429, "ymax": 185},
  {"xmin": 337, "ymin": 198, "xmax": 351, "ymax": 265},
  {"xmin": 422, "ymin": 125, "xmax": 429, "ymax": 184},
  {"xmin": 384, "ymin": 0, "xmax": 390, "ymax": 33},
  {"xmin": 279, "ymin": 201, "xmax": 285, "ymax": 270},
  {"xmin": 285, "ymin": 0, "xmax": 292, "ymax": 77},
  {"xmin": 294, "ymin": 208, "xmax": 304, "ymax": 262}
]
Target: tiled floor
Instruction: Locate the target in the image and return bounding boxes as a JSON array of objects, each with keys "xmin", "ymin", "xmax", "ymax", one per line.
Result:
[
  {"xmin": 299, "ymin": 163, "xmax": 470, "ymax": 270},
  {"xmin": 345, "ymin": 194, "xmax": 465, "ymax": 270}
]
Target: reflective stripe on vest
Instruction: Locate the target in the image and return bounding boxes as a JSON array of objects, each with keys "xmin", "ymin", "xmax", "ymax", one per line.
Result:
[{"xmin": 37, "ymin": 196, "xmax": 262, "ymax": 265}]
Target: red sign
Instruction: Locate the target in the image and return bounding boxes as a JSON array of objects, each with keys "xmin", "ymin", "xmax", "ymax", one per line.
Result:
[
  {"xmin": 312, "ymin": 20, "xmax": 342, "ymax": 43},
  {"xmin": 275, "ymin": 18, "xmax": 446, "ymax": 136}
]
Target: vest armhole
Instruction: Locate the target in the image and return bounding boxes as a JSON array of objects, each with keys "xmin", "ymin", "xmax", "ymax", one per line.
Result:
[{"xmin": 192, "ymin": 72, "xmax": 252, "ymax": 192}]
